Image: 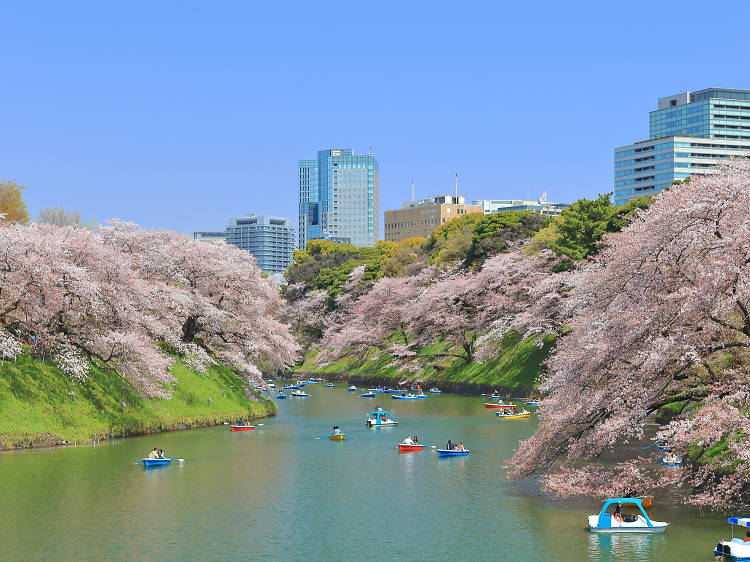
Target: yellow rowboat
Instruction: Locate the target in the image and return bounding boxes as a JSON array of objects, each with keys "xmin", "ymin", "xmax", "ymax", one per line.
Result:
[
  {"xmin": 328, "ymin": 433, "xmax": 346, "ymax": 441},
  {"xmin": 495, "ymin": 411, "xmax": 531, "ymax": 419}
]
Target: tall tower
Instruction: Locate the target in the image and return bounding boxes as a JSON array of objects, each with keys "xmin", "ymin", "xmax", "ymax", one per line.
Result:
[{"xmin": 298, "ymin": 149, "xmax": 380, "ymax": 248}]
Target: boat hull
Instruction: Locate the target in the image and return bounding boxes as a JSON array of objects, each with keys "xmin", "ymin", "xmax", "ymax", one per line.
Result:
[
  {"xmin": 436, "ymin": 449, "xmax": 469, "ymax": 457},
  {"xmin": 366, "ymin": 421, "xmax": 398, "ymax": 427},
  {"xmin": 495, "ymin": 413, "xmax": 531, "ymax": 419},
  {"xmin": 230, "ymin": 425, "xmax": 255, "ymax": 431},
  {"xmin": 484, "ymin": 403, "xmax": 515, "ymax": 409},
  {"xmin": 588, "ymin": 526, "xmax": 667, "ymax": 534},
  {"xmin": 328, "ymin": 434, "xmax": 346, "ymax": 441},
  {"xmin": 397, "ymin": 443, "xmax": 427, "ymax": 452},
  {"xmin": 142, "ymin": 458, "xmax": 171, "ymax": 467}
]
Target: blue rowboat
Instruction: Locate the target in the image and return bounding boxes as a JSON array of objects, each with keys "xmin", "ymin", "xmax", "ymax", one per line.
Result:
[
  {"xmin": 275, "ymin": 392, "xmax": 287, "ymax": 399},
  {"xmin": 282, "ymin": 385, "xmax": 299, "ymax": 390},
  {"xmin": 326, "ymin": 383, "xmax": 335, "ymax": 388},
  {"xmin": 392, "ymin": 394, "xmax": 427, "ymax": 400},
  {"xmin": 142, "ymin": 458, "xmax": 172, "ymax": 467},
  {"xmin": 436, "ymin": 449, "xmax": 469, "ymax": 457},
  {"xmin": 361, "ymin": 391, "xmax": 376, "ymax": 398}
]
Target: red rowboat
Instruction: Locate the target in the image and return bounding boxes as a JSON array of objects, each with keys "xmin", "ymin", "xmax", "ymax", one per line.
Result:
[
  {"xmin": 230, "ymin": 425, "xmax": 255, "ymax": 431},
  {"xmin": 483, "ymin": 403, "xmax": 516, "ymax": 409},
  {"xmin": 397, "ymin": 443, "xmax": 428, "ymax": 452}
]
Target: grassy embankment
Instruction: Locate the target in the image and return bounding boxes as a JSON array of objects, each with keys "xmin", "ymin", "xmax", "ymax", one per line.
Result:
[
  {"xmin": 294, "ymin": 332, "xmax": 556, "ymax": 395},
  {"xmin": 0, "ymin": 354, "xmax": 274, "ymax": 449}
]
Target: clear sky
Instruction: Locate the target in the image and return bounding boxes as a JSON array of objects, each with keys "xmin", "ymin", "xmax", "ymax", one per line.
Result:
[{"xmin": 2, "ymin": 1, "xmax": 749, "ymax": 235}]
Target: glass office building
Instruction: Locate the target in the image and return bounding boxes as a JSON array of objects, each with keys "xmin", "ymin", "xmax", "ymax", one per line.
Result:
[
  {"xmin": 298, "ymin": 149, "xmax": 380, "ymax": 248},
  {"xmin": 224, "ymin": 214, "xmax": 295, "ymax": 275},
  {"xmin": 615, "ymin": 88, "xmax": 750, "ymax": 204}
]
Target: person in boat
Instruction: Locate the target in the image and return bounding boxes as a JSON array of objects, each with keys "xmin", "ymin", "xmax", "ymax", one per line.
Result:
[
  {"xmin": 456, "ymin": 442, "xmax": 465, "ymax": 452},
  {"xmin": 613, "ymin": 503, "xmax": 624, "ymax": 524},
  {"xmin": 157, "ymin": 449, "xmax": 165, "ymax": 459},
  {"xmin": 402, "ymin": 435, "xmax": 414, "ymax": 445},
  {"xmin": 148, "ymin": 448, "xmax": 160, "ymax": 459},
  {"xmin": 446, "ymin": 440, "xmax": 454, "ymax": 450},
  {"xmin": 413, "ymin": 436, "xmax": 419, "ymax": 444},
  {"xmin": 332, "ymin": 425, "xmax": 342, "ymax": 435},
  {"xmin": 236, "ymin": 418, "xmax": 245, "ymax": 426}
]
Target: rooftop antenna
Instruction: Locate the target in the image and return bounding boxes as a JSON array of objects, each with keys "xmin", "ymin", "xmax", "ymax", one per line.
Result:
[
  {"xmin": 411, "ymin": 179, "xmax": 415, "ymax": 202},
  {"xmin": 368, "ymin": 144, "xmax": 373, "ymax": 156},
  {"xmin": 454, "ymin": 173, "xmax": 459, "ymax": 197}
]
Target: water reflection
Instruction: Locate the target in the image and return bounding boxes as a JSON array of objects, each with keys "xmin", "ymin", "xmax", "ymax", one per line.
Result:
[{"xmin": 588, "ymin": 532, "xmax": 663, "ymax": 561}]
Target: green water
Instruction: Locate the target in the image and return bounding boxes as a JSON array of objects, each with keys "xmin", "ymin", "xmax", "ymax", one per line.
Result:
[{"xmin": 0, "ymin": 386, "xmax": 733, "ymax": 561}]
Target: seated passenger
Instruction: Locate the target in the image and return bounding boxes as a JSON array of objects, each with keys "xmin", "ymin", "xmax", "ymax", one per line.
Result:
[
  {"xmin": 402, "ymin": 435, "xmax": 414, "ymax": 445},
  {"xmin": 148, "ymin": 448, "xmax": 159, "ymax": 459}
]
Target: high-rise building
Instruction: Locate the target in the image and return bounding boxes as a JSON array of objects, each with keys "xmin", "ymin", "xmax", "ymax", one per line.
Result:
[
  {"xmin": 298, "ymin": 148, "xmax": 379, "ymax": 248},
  {"xmin": 614, "ymin": 88, "xmax": 750, "ymax": 205},
  {"xmin": 384, "ymin": 195, "xmax": 482, "ymax": 242},
  {"xmin": 225, "ymin": 214, "xmax": 296, "ymax": 274}
]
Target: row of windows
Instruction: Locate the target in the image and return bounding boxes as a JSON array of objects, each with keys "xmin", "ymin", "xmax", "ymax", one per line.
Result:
[{"xmin": 615, "ymin": 172, "xmax": 690, "ymax": 187}]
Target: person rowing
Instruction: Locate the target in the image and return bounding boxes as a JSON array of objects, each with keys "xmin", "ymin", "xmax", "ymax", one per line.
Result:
[
  {"xmin": 402, "ymin": 435, "xmax": 415, "ymax": 445},
  {"xmin": 331, "ymin": 425, "xmax": 342, "ymax": 436}
]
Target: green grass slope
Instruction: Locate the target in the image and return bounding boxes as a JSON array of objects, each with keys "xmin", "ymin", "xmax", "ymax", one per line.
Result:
[
  {"xmin": 294, "ymin": 332, "xmax": 556, "ymax": 394},
  {"xmin": 0, "ymin": 355, "xmax": 274, "ymax": 449}
]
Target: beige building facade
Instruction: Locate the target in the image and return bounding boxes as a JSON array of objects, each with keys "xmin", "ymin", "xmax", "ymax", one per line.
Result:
[{"xmin": 384, "ymin": 195, "xmax": 483, "ymax": 242}]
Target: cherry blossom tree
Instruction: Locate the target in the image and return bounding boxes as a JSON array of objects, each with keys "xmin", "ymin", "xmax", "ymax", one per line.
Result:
[
  {"xmin": 0, "ymin": 221, "xmax": 297, "ymax": 397},
  {"xmin": 510, "ymin": 160, "xmax": 750, "ymax": 509}
]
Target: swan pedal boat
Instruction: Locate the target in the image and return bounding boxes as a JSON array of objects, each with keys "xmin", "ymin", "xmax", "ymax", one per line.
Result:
[
  {"xmin": 588, "ymin": 498, "xmax": 668, "ymax": 533},
  {"xmin": 142, "ymin": 458, "xmax": 173, "ymax": 467},
  {"xmin": 437, "ymin": 449, "xmax": 469, "ymax": 457},
  {"xmin": 230, "ymin": 425, "xmax": 255, "ymax": 431},
  {"xmin": 495, "ymin": 410, "xmax": 531, "ymax": 419},
  {"xmin": 328, "ymin": 433, "xmax": 346, "ymax": 441},
  {"xmin": 398, "ymin": 442, "xmax": 428, "ymax": 452},
  {"xmin": 715, "ymin": 517, "xmax": 750, "ymax": 560}
]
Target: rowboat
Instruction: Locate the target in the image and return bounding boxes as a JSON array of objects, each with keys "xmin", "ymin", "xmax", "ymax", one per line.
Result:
[
  {"xmin": 275, "ymin": 392, "xmax": 287, "ymax": 399},
  {"xmin": 142, "ymin": 458, "xmax": 172, "ymax": 467},
  {"xmin": 588, "ymin": 498, "xmax": 669, "ymax": 533},
  {"xmin": 346, "ymin": 386, "xmax": 358, "ymax": 392},
  {"xmin": 429, "ymin": 388, "xmax": 442, "ymax": 394},
  {"xmin": 383, "ymin": 389, "xmax": 403, "ymax": 393},
  {"xmin": 392, "ymin": 393, "xmax": 427, "ymax": 400},
  {"xmin": 484, "ymin": 402, "xmax": 515, "ymax": 409},
  {"xmin": 662, "ymin": 455, "xmax": 682, "ymax": 467},
  {"xmin": 397, "ymin": 443, "xmax": 428, "ymax": 452},
  {"xmin": 291, "ymin": 390, "xmax": 310, "ymax": 397},
  {"xmin": 282, "ymin": 385, "xmax": 299, "ymax": 390},
  {"xmin": 715, "ymin": 517, "xmax": 750, "ymax": 560},
  {"xmin": 326, "ymin": 383, "xmax": 335, "ymax": 388},
  {"xmin": 328, "ymin": 433, "xmax": 346, "ymax": 441},
  {"xmin": 368, "ymin": 387, "xmax": 385, "ymax": 393},
  {"xmin": 495, "ymin": 410, "xmax": 531, "ymax": 419},
  {"xmin": 230, "ymin": 425, "xmax": 255, "ymax": 431},
  {"xmin": 525, "ymin": 401, "xmax": 540, "ymax": 406},
  {"xmin": 436, "ymin": 449, "xmax": 469, "ymax": 457},
  {"xmin": 361, "ymin": 391, "xmax": 376, "ymax": 398}
]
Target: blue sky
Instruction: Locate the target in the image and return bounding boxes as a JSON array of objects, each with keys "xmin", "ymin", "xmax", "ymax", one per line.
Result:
[{"xmin": 2, "ymin": 1, "xmax": 749, "ymax": 235}]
